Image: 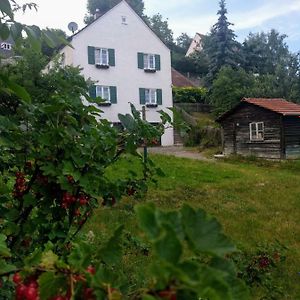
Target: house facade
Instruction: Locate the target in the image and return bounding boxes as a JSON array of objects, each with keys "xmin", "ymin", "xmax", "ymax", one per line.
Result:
[
  {"xmin": 57, "ymin": 0, "xmax": 174, "ymax": 146},
  {"xmin": 186, "ymin": 33, "xmax": 204, "ymax": 57},
  {"xmin": 217, "ymin": 98, "xmax": 300, "ymax": 159}
]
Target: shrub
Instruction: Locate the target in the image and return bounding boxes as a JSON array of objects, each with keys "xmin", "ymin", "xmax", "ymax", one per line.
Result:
[{"xmin": 173, "ymin": 87, "xmax": 208, "ymax": 103}]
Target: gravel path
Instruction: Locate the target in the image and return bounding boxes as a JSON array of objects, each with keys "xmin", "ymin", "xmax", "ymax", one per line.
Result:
[{"xmin": 147, "ymin": 146, "xmax": 212, "ymax": 161}]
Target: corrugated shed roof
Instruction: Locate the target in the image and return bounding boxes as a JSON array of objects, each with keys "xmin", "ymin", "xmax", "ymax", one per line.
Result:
[
  {"xmin": 243, "ymin": 98, "xmax": 300, "ymax": 115},
  {"xmin": 172, "ymin": 68, "xmax": 196, "ymax": 87}
]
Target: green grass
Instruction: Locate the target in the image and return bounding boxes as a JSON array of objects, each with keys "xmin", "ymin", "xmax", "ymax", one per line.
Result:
[{"xmin": 84, "ymin": 154, "xmax": 300, "ymax": 299}]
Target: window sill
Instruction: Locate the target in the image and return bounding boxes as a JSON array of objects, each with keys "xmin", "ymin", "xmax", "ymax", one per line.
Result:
[
  {"xmin": 144, "ymin": 69, "xmax": 156, "ymax": 73},
  {"xmin": 98, "ymin": 102, "xmax": 112, "ymax": 106},
  {"xmin": 146, "ymin": 104, "xmax": 158, "ymax": 108},
  {"xmin": 95, "ymin": 64, "xmax": 109, "ymax": 69}
]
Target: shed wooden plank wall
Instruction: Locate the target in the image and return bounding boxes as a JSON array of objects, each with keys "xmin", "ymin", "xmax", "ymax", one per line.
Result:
[
  {"xmin": 221, "ymin": 103, "xmax": 282, "ymax": 159},
  {"xmin": 284, "ymin": 116, "xmax": 300, "ymax": 159}
]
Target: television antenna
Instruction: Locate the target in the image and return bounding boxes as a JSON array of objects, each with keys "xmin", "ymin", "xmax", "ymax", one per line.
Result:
[{"xmin": 68, "ymin": 22, "xmax": 78, "ymax": 34}]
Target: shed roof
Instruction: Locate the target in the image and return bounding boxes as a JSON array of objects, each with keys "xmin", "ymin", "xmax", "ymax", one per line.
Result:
[
  {"xmin": 217, "ymin": 98, "xmax": 300, "ymax": 122},
  {"xmin": 171, "ymin": 68, "xmax": 196, "ymax": 87},
  {"xmin": 243, "ymin": 98, "xmax": 300, "ymax": 115}
]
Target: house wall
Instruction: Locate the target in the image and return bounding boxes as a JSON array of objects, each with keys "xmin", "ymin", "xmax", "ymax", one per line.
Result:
[
  {"xmin": 220, "ymin": 103, "xmax": 282, "ymax": 159},
  {"xmin": 62, "ymin": 1, "xmax": 173, "ymax": 146},
  {"xmin": 186, "ymin": 33, "xmax": 203, "ymax": 57},
  {"xmin": 283, "ymin": 116, "xmax": 300, "ymax": 159}
]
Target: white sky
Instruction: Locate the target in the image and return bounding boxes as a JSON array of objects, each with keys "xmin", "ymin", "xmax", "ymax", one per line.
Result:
[{"xmin": 15, "ymin": 0, "xmax": 300, "ymax": 51}]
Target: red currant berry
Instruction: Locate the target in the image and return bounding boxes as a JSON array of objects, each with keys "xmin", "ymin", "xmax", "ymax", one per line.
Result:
[{"xmin": 13, "ymin": 272, "xmax": 22, "ymax": 285}]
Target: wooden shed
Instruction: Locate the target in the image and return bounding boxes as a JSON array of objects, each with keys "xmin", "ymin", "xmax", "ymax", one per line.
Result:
[{"xmin": 216, "ymin": 98, "xmax": 300, "ymax": 159}]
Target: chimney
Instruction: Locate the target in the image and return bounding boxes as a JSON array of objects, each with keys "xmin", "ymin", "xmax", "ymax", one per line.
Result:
[{"xmin": 94, "ymin": 9, "xmax": 101, "ymax": 20}]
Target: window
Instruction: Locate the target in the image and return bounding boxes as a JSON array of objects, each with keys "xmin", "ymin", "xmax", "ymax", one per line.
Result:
[
  {"xmin": 95, "ymin": 48, "xmax": 109, "ymax": 65},
  {"xmin": 1, "ymin": 42, "xmax": 12, "ymax": 51},
  {"xmin": 143, "ymin": 53, "xmax": 155, "ymax": 70},
  {"xmin": 250, "ymin": 122, "xmax": 264, "ymax": 141},
  {"xmin": 96, "ymin": 86, "xmax": 110, "ymax": 102},
  {"xmin": 121, "ymin": 16, "xmax": 127, "ymax": 24},
  {"xmin": 145, "ymin": 89, "xmax": 157, "ymax": 105}
]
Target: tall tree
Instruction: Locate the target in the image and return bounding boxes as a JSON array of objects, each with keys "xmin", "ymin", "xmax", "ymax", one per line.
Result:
[
  {"xmin": 204, "ymin": 0, "xmax": 241, "ymax": 84},
  {"xmin": 176, "ymin": 33, "xmax": 192, "ymax": 53},
  {"xmin": 146, "ymin": 13, "xmax": 174, "ymax": 46},
  {"xmin": 85, "ymin": 0, "xmax": 144, "ymax": 24}
]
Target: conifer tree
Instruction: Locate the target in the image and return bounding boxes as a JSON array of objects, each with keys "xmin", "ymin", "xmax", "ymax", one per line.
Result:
[{"xmin": 205, "ymin": 0, "xmax": 241, "ymax": 83}]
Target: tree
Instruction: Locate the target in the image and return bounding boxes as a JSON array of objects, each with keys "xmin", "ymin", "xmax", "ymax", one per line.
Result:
[
  {"xmin": 243, "ymin": 30, "xmax": 291, "ymax": 75},
  {"xmin": 204, "ymin": 0, "xmax": 242, "ymax": 84},
  {"xmin": 176, "ymin": 32, "xmax": 192, "ymax": 53},
  {"xmin": 85, "ymin": 0, "xmax": 144, "ymax": 24},
  {"xmin": 146, "ymin": 13, "xmax": 174, "ymax": 47},
  {"xmin": 210, "ymin": 66, "xmax": 255, "ymax": 115}
]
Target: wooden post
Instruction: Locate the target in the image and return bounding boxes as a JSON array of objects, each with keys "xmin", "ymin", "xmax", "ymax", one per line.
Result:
[{"xmin": 142, "ymin": 105, "xmax": 148, "ymax": 163}]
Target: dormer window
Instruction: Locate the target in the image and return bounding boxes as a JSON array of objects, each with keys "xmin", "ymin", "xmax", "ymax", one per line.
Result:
[{"xmin": 1, "ymin": 42, "xmax": 12, "ymax": 51}]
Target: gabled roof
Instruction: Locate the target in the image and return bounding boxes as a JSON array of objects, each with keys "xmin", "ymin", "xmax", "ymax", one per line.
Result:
[
  {"xmin": 65, "ymin": 0, "xmax": 170, "ymax": 51},
  {"xmin": 217, "ymin": 98, "xmax": 300, "ymax": 122},
  {"xmin": 172, "ymin": 68, "xmax": 196, "ymax": 87}
]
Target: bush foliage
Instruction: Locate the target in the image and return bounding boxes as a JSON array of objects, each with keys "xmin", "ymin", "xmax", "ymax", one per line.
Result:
[{"xmin": 173, "ymin": 87, "xmax": 207, "ymax": 103}]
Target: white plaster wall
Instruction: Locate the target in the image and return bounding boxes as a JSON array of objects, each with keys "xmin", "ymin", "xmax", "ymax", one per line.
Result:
[{"xmin": 64, "ymin": 1, "xmax": 173, "ymax": 145}]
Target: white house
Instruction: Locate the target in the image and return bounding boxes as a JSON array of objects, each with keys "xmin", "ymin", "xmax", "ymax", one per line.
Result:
[
  {"xmin": 57, "ymin": 0, "xmax": 174, "ymax": 146},
  {"xmin": 186, "ymin": 33, "xmax": 204, "ymax": 57}
]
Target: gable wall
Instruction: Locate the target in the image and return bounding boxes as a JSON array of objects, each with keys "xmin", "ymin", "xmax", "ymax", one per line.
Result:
[
  {"xmin": 65, "ymin": 1, "xmax": 173, "ymax": 145},
  {"xmin": 220, "ymin": 103, "xmax": 282, "ymax": 158}
]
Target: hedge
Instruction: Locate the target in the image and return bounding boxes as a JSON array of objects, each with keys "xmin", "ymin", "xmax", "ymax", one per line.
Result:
[{"xmin": 173, "ymin": 87, "xmax": 208, "ymax": 103}]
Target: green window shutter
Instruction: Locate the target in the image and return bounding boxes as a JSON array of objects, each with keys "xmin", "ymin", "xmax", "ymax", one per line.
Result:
[
  {"xmin": 155, "ymin": 54, "xmax": 161, "ymax": 70},
  {"xmin": 137, "ymin": 52, "xmax": 144, "ymax": 69},
  {"xmin": 110, "ymin": 86, "xmax": 117, "ymax": 103},
  {"xmin": 139, "ymin": 88, "xmax": 146, "ymax": 104},
  {"xmin": 89, "ymin": 85, "xmax": 96, "ymax": 99},
  {"xmin": 156, "ymin": 89, "xmax": 162, "ymax": 105},
  {"xmin": 108, "ymin": 49, "xmax": 115, "ymax": 66},
  {"xmin": 88, "ymin": 46, "xmax": 95, "ymax": 65}
]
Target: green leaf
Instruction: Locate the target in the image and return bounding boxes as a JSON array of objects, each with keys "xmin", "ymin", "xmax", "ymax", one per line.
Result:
[
  {"xmin": 135, "ymin": 203, "xmax": 160, "ymax": 239},
  {"xmin": 0, "ymin": 23, "xmax": 10, "ymax": 40},
  {"xmin": 0, "ymin": 0, "xmax": 13, "ymax": 19},
  {"xmin": 154, "ymin": 226, "xmax": 182, "ymax": 264},
  {"xmin": 181, "ymin": 205, "xmax": 236, "ymax": 257},
  {"xmin": 38, "ymin": 272, "xmax": 66, "ymax": 300},
  {"xmin": 0, "ymin": 74, "xmax": 31, "ymax": 103},
  {"xmin": 0, "ymin": 234, "xmax": 11, "ymax": 258},
  {"xmin": 0, "ymin": 259, "xmax": 16, "ymax": 275},
  {"xmin": 118, "ymin": 113, "xmax": 136, "ymax": 131},
  {"xmin": 100, "ymin": 226, "xmax": 124, "ymax": 265},
  {"xmin": 39, "ymin": 251, "xmax": 58, "ymax": 269}
]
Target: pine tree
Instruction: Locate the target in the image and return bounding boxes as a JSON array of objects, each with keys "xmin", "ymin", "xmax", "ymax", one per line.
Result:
[{"xmin": 205, "ymin": 0, "xmax": 241, "ymax": 83}]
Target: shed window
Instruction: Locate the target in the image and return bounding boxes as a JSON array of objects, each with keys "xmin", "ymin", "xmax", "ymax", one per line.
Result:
[{"xmin": 250, "ymin": 122, "xmax": 264, "ymax": 141}]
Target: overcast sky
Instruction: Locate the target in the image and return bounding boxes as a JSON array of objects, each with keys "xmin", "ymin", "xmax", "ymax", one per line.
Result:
[{"xmin": 16, "ymin": 0, "xmax": 300, "ymax": 52}]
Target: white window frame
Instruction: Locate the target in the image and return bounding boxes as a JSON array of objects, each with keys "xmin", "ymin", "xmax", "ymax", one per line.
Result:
[
  {"xmin": 249, "ymin": 122, "xmax": 264, "ymax": 141},
  {"xmin": 96, "ymin": 85, "xmax": 110, "ymax": 102},
  {"xmin": 143, "ymin": 53, "xmax": 156, "ymax": 70},
  {"xmin": 145, "ymin": 89, "xmax": 157, "ymax": 105},
  {"xmin": 95, "ymin": 48, "xmax": 109, "ymax": 66},
  {"xmin": 1, "ymin": 42, "xmax": 12, "ymax": 51}
]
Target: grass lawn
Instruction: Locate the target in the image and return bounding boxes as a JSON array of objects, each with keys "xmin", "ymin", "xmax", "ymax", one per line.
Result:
[{"xmin": 84, "ymin": 154, "xmax": 300, "ymax": 299}]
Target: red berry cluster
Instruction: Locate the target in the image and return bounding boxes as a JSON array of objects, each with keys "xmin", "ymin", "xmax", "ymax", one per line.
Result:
[
  {"xmin": 61, "ymin": 192, "xmax": 76, "ymax": 209},
  {"xmin": 13, "ymin": 172, "xmax": 27, "ymax": 198},
  {"xmin": 158, "ymin": 289, "xmax": 177, "ymax": 300},
  {"xmin": 13, "ymin": 273, "xmax": 39, "ymax": 300},
  {"xmin": 258, "ymin": 256, "xmax": 270, "ymax": 269}
]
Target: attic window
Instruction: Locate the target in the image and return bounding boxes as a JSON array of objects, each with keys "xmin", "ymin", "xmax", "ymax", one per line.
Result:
[
  {"xmin": 250, "ymin": 122, "xmax": 264, "ymax": 141},
  {"xmin": 121, "ymin": 16, "xmax": 127, "ymax": 24}
]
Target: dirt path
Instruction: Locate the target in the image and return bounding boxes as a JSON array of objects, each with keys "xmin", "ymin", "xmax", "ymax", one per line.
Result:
[{"xmin": 147, "ymin": 146, "xmax": 212, "ymax": 161}]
